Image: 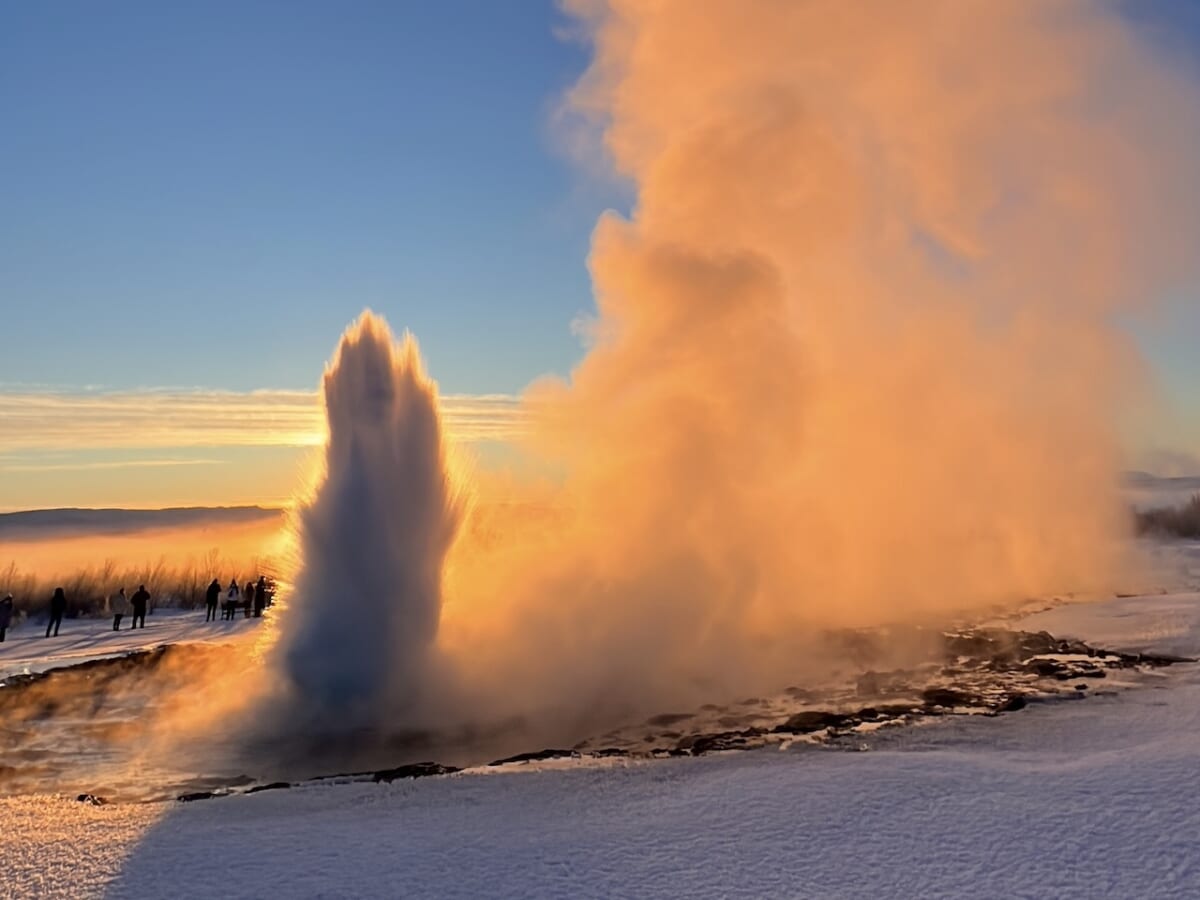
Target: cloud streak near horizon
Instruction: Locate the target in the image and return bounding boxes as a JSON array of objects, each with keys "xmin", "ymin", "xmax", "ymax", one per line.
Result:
[{"xmin": 0, "ymin": 388, "xmax": 527, "ymax": 453}]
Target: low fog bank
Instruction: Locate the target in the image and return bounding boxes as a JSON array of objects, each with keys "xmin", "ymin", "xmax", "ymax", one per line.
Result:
[
  {"xmin": 0, "ymin": 517, "xmax": 289, "ymax": 620},
  {"xmin": 1124, "ymin": 472, "xmax": 1200, "ymax": 512},
  {"xmin": 0, "ymin": 506, "xmax": 283, "ymax": 542}
]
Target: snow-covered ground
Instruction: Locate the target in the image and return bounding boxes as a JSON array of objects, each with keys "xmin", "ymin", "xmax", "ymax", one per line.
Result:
[
  {"xmin": 0, "ymin": 608, "xmax": 261, "ymax": 681},
  {"xmin": 3, "ymin": 583, "xmax": 1200, "ymax": 898}
]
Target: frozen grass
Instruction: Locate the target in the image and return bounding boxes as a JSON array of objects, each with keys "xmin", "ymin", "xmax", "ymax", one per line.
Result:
[
  {"xmin": 0, "ymin": 552, "xmax": 280, "ymax": 622},
  {"xmin": 1136, "ymin": 492, "xmax": 1200, "ymax": 539}
]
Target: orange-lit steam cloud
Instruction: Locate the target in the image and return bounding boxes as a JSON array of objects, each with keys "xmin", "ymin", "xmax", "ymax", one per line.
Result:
[
  {"xmin": 425, "ymin": 1, "xmax": 1200, "ymax": 731},
  {"xmin": 224, "ymin": 2, "xmax": 1200, "ymax": 763}
]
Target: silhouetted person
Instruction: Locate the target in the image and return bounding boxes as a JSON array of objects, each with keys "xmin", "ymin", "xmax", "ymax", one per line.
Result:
[
  {"xmin": 130, "ymin": 585, "xmax": 150, "ymax": 629},
  {"xmin": 46, "ymin": 587, "xmax": 67, "ymax": 638},
  {"xmin": 0, "ymin": 594, "xmax": 12, "ymax": 642},
  {"xmin": 110, "ymin": 587, "xmax": 128, "ymax": 631},
  {"xmin": 224, "ymin": 579, "xmax": 240, "ymax": 620},
  {"xmin": 205, "ymin": 579, "xmax": 221, "ymax": 623},
  {"xmin": 243, "ymin": 581, "xmax": 254, "ymax": 618},
  {"xmin": 253, "ymin": 576, "xmax": 268, "ymax": 617}
]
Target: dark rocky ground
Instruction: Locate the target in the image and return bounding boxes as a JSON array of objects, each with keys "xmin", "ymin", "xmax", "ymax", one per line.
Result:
[{"xmin": 3, "ymin": 626, "xmax": 1192, "ymax": 805}]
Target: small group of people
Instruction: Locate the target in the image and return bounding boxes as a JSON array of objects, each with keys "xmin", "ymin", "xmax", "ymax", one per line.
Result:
[
  {"xmin": 107, "ymin": 585, "xmax": 151, "ymax": 632},
  {"xmin": 0, "ymin": 585, "xmax": 150, "ymax": 640},
  {"xmin": 206, "ymin": 575, "xmax": 273, "ymax": 622},
  {"xmin": 0, "ymin": 577, "xmax": 272, "ymax": 640}
]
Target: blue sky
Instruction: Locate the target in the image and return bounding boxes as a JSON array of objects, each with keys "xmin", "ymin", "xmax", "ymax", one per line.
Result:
[
  {"xmin": 1, "ymin": 0, "xmax": 614, "ymax": 396},
  {"xmin": 0, "ymin": 1, "xmax": 1197, "ymax": 508}
]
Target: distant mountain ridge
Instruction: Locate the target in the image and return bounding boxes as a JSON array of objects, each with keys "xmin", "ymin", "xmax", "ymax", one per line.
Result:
[
  {"xmin": 1123, "ymin": 471, "xmax": 1200, "ymax": 492},
  {"xmin": 0, "ymin": 506, "xmax": 284, "ymax": 541}
]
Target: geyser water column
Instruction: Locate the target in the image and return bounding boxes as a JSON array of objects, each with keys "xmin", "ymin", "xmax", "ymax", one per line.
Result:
[{"xmin": 276, "ymin": 311, "xmax": 460, "ymax": 725}]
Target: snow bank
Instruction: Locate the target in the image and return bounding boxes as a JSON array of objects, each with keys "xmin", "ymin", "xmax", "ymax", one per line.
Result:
[
  {"xmin": 2, "ymin": 590, "xmax": 1197, "ymax": 899},
  {"xmin": 0, "ymin": 609, "xmax": 260, "ymax": 682}
]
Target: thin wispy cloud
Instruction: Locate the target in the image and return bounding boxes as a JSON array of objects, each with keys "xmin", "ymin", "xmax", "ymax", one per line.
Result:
[
  {"xmin": 0, "ymin": 388, "xmax": 528, "ymax": 452},
  {"xmin": 1, "ymin": 458, "xmax": 227, "ymax": 473}
]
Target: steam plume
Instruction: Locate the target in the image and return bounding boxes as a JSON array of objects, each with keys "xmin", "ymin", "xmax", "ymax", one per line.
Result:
[
  {"xmin": 434, "ymin": 0, "xmax": 1200, "ymax": 725},
  {"xmin": 264, "ymin": 2, "xmax": 1200, "ymax": 746}
]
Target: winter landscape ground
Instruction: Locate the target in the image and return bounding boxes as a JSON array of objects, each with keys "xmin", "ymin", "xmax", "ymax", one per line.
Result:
[{"xmin": 2, "ymin": 542, "xmax": 1198, "ymax": 899}]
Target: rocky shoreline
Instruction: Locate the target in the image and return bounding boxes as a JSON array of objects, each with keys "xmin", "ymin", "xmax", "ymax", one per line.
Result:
[
  {"xmin": 155, "ymin": 627, "xmax": 1192, "ymax": 804},
  {"xmin": 3, "ymin": 624, "xmax": 1191, "ymax": 805}
]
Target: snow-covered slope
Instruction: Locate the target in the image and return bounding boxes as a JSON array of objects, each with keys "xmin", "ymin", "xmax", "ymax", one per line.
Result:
[
  {"xmin": 2, "ymin": 588, "xmax": 1198, "ymax": 899},
  {"xmin": 0, "ymin": 609, "xmax": 261, "ymax": 681}
]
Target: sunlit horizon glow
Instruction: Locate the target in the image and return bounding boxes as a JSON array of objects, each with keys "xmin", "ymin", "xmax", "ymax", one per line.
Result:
[
  {"xmin": 0, "ymin": 387, "xmax": 526, "ymax": 512},
  {"xmin": 0, "ymin": 387, "xmax": 525, "ymax": 450}
]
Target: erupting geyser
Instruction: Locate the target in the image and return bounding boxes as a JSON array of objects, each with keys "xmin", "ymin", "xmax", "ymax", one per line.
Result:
[{"xmin": 275, "ymin": 312, "xmax": 460, "ymax": 725}]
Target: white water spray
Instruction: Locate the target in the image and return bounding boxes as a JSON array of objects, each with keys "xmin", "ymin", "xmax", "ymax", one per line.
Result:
[{"xmin": 273, "ymin": 312, "xmax": 460, "ymax": 727}]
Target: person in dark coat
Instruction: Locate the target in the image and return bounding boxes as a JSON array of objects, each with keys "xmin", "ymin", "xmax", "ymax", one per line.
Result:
[
  {"xmin": 204, "ymin": 579, "xmax": 221, "ymax": 623},
  {"xmin": 243, "ymin": 581, "xmax": 255, "ymax": 618},
  {"xmin": 130, "ymin": 585, "xmax": 150, "ymax": 629},
  {"xmin": 46, "ymin": 587, "xmax": 67, "ymax": 638},
  {"xmin": 253, "ymin": 576, "xmax": 268, "ymax": 617},
  {"xmin": 0, "ymin": 593, "xmax": 13, "ymax": 642}
]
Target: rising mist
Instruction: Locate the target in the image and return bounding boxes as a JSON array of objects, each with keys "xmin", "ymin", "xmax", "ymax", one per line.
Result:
[
  {"xmin": 436, "ymin": 0, "xmax": 1200, "ymax": 727},
  {"xmin": 253, "ymin": 1, "xmax": 1200, "ymax": 748}
]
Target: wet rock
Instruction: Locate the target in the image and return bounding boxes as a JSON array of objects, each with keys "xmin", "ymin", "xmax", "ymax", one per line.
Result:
[
  {"xmin": 677, "ymin": 728, "xmax": 767, "ymax": 755},
  {"xmin": 75, "ymin": 793, "xmax": 107, "ymax": 806},
  {"xmin": 1025, "ymin": 659, "xmax": 1068, "ymax": 678},
  {"xmin": 488, "ymin": 748, "xmax": 578, "ymax": 767},
  {"xmin": 996, "ymin": 694, "xmax": 1028, "ymax": 712},
  {"xmin": 1018, "ymin": 631, "xmax": 1061, "ymax": 656},
  {"xmin": 177, "ymin": 791, "xmax": 222, "ymax": 803},
  {"xmin": 855, "ymin": 704, "xmax": 915, "ymax": 721},
  {"xmin": 943, "ymin": 632, "xmax": 1003, "ymax": 659},
  {"xmin": 373, "ymin": 762, "xmax": 459, "ymax": 782},
  {"xmin": 772, "ymin": 711, "xmax": 853, "ymax": 734},
  {"xmin": 920, "ymin": 687, "xmax": 977, "ymax": 709},
  {"xmin": 1134, "ymin": 652, "xmax": 1197, "ymax": 666},
  {"xmin": 245, "ymin": 781, "xmax": 291, "ymax": 794}
]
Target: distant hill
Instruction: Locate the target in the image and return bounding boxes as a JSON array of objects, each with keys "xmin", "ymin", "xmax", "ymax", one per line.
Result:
[
  {"xmin": 1123, "ymin": 471, "xmax": 1200, "ymax": 492},
  {"xmin": 0, "ymin": 506, "xmax": 284, "ymax": 541}
]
